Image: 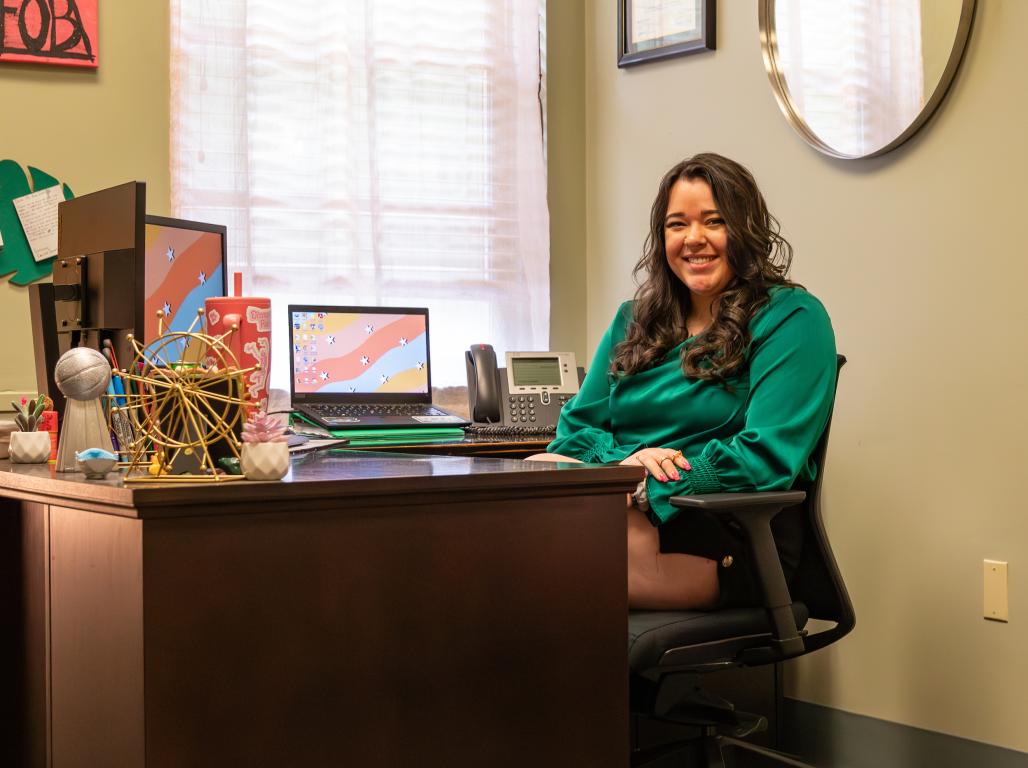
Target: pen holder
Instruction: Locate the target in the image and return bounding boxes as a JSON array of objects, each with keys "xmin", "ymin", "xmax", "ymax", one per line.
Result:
[{"xmin": 204, "ymin": 296, "xmax": 272, "ymax": 414}]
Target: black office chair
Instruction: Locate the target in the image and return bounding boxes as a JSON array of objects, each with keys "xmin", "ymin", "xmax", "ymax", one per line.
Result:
[{"xmin": 628, "ymin": 356, "xmax": 852, "ymax": 768}]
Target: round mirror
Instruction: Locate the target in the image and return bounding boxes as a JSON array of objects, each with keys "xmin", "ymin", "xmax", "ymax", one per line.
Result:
[{"xmin": 759, "ymin": 0, "xmax": 977, "ymax": 159}]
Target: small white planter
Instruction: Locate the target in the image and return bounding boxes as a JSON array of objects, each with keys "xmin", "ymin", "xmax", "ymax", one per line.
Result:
[
  {"xmin": 240, "ymin": 442, "xmax": 289, "ymax": 481},
  {"xmin": 9, "ymin": 430, "xmax": 51, "ymax": 464}
]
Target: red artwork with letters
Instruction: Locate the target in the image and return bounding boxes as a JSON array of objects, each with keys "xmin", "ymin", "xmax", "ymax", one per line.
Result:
[{"xmin": 0, "ymin": 0, "xmax": 98, "ymax": 68}]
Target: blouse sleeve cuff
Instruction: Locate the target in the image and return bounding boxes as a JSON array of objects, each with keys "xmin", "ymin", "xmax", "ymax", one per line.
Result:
[
  {"xmin": 681, "ymin": 454, "xmax": 722, "ymax": 494},
  {"xmin": 644, "ymin": 455, "xmax": 723, "ymax": 524}
]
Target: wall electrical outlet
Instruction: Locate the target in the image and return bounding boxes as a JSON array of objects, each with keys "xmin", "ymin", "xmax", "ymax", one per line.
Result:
[{"xmin": 983, "ymin": 560, "xmax": 1009, "ymax": 622}]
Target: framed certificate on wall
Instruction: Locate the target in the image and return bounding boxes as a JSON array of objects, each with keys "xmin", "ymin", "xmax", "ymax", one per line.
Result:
[{"xmin": 618, "ymin": 0, "xmax": 715, "ymax": 68}]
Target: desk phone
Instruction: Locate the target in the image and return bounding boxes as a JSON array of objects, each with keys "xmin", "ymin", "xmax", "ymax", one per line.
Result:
[{"xmin": 465, "ymin": 345, "xmax": 580, "ymax": 434}]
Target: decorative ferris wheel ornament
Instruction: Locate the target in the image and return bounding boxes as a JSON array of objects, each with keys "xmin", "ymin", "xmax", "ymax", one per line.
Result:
[{"xmin": 112, "ymin": 308, "xmax": 258, "ymax": 483}]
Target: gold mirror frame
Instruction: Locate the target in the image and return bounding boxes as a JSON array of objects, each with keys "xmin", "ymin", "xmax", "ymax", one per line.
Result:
[{"xmin": 759, "ymin": 0, "xmax": 978, "ymax": 160}]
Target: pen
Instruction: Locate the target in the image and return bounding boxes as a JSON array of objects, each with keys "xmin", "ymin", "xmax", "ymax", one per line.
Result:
[{"xmin": 102, "ymin": 341, "xmax": 128, "ymax": 407}]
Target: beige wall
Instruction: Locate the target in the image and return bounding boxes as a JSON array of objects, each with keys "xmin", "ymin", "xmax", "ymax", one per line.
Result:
[
  {"xmin": 0, "ymin": 3, "xmax": 170, "ymax": 404},
  {"xmin": 547, "ymin": 0, "xmax": 587, "ymax": 359},
  {"xmin": 578, "ymin": 0, "xmax": 1028, "ymax": 753}
]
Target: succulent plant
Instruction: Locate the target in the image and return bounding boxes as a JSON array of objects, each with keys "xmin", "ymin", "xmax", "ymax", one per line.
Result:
[
  {"xmin": 241, "ymin": 411, "xmax": 287, "ymax": 444},
  {"xmin": 11, "ymin": 396, "xmax": 45, "ymax": 432}
]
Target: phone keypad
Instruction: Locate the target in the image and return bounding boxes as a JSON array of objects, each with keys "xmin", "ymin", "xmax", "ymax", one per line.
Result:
[{"xmin": 507, "ymin": 394, "xmax": 571, "ymax": 424}]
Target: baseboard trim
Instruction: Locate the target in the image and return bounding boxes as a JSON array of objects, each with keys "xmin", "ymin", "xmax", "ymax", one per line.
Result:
[{"xmin": 781, "ymin": 698, "xmax": 1028, "ymax": 767}]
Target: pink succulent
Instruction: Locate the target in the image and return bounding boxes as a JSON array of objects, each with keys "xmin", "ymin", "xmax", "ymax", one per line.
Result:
[{"xmin": 241, "ymin": 411, "xmax": 287, "ymax": 444}]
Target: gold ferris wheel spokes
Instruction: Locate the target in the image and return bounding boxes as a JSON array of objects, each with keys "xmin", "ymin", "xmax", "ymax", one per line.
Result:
[{"xmin": 112, "ymin": 308, "xmax": 259, "ymax": 483}]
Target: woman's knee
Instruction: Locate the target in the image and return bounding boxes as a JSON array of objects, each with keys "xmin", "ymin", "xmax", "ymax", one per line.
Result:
[{"xmin": 627, "ymin": 506, "xmax": 660, "ymax": 574}]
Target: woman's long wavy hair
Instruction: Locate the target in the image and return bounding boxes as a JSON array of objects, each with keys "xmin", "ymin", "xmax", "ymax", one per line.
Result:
[{"xmin": 612, "ymin": 153, "xmax": 797, "ymax": 384}]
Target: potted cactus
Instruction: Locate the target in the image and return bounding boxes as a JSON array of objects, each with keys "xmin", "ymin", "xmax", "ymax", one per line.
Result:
[
  {"xmin": 239, "ymin": 411, "xmax": 290, "ymax": 480},
  {"xmin": 9, "ymin": 396, "xmax": 51, "ymax": 464}
]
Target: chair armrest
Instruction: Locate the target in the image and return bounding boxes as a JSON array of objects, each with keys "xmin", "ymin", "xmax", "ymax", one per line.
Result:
[{"xmin": 669, "ymin": 490, "xmax": 806, "ymax": 656}]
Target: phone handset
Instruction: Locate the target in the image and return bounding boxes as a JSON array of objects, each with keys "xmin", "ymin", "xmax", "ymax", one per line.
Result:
[{"xmin": 466, "ymin": 343, "xmax": 502, "ymax": 423}]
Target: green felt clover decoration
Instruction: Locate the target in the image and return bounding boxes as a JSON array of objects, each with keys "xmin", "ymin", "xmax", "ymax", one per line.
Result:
[{"xmin": 0, "ymin": 159, "xmax": 74, "ymax": 285}]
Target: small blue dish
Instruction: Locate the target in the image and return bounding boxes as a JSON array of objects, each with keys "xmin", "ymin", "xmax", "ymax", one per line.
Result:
[{"xmin": 76, "ymin": 449, "xmax": 118, "ymax": 479}]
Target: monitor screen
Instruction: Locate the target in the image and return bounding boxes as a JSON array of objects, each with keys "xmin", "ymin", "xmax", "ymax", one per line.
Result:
[
  {"xmin": 142, "ymin": 217, "xmax": 226, "ymax": 364},
  {"xmin": 291, "ymin": 308, "xmax": 429, "ymax": 395}
]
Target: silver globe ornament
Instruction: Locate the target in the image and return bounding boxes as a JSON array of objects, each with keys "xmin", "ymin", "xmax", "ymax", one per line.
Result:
[{"xmin": 55, "ymin": 347, "xmax": 112, "ymax": 401}]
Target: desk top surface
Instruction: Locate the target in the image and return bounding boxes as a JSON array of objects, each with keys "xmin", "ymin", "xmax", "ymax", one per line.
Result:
[{"xmin": 0, "ymin": 450, "xmax": 642, "ymax": 519}]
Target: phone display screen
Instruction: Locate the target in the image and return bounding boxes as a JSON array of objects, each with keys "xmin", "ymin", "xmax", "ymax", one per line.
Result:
[{"xmin": 510, "ymin": 357, "xmax": 562, "ymax": 387}]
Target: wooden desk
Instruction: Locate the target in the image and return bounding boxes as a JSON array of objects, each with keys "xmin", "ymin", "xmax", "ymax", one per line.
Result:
[{"xmin": 1, "ymin": 452, "xmax": 640, "ymax": 768}]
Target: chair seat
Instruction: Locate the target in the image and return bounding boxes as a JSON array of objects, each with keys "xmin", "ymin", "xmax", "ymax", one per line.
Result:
[{"xmin": 628, "ymin": 604, "xmax": 810, "ymax": 672}]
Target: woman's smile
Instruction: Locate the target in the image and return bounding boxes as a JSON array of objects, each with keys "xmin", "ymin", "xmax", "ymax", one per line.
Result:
[{"xmin": 683, "ymin": 254, "xmax": 718, "ymax": 266}]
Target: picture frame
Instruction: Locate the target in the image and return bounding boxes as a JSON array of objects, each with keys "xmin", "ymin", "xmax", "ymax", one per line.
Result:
[
  {"xmin": 618, "ymin": 0, "xmax": 715, "ymax": 68},
  {"xmin": 0, "ymin": 0, "xmax": 98, "ymax": 69}
]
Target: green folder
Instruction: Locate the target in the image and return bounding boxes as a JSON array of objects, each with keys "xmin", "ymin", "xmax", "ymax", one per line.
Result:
[{"xmin": 291, "ymin": 412, "xmax": 465, "ymax": 447}]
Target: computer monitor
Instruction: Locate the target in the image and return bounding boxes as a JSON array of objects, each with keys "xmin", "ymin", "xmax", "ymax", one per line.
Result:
[
  {"xmin": 28, "ymin": 182, "xmax": 227, "ymax": 414},
  {"xmin": 142, "ymin": 216, "xmax": 227, "ymax": 364}
]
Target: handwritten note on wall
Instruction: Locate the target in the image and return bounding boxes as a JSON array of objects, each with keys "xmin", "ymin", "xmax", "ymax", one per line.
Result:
[{"xmin": 13, "ymin": 185, "xmax": 63, "ymax": 262}]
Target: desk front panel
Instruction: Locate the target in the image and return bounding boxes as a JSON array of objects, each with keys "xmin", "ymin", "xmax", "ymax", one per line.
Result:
[{"xmin": 140, "ymin": 493, "xmax": 626, "ymax": 766}]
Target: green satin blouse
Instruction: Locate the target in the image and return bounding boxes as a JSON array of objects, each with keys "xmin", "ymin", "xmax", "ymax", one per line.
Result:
[{"xmin": 547, "ymin": 286, "xmax": 837, "ymax": 525}]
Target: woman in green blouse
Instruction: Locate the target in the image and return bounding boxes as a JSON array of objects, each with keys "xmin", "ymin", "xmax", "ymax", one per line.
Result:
[{"xmin": 537, "ymin": 154, "xmax": 837, "ymax": 610}]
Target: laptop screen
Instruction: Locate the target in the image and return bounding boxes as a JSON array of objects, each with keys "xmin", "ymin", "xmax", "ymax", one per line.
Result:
[{"xmin": 289, "ymin": 306, "xmax": 431, "ymax": 400}]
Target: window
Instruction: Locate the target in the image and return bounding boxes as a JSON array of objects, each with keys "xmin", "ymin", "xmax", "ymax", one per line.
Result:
[{"xmin": 171, "ymin": 0, "xmax": 549, "ymax": 386}]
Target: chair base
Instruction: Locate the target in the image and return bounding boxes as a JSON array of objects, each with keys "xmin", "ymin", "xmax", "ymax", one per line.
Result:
[
  {"xmin": 721, "ymin": 736, "xmax": 817, "ymax": 768},
  {"xmin": 632, "ymin": 732, "xmax": 817, "ymax": 768}
]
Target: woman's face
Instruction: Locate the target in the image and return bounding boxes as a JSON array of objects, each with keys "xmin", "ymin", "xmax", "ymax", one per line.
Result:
[{"xmin": 663, "ymin": 177, "xmax": 734, "ymax": 302}]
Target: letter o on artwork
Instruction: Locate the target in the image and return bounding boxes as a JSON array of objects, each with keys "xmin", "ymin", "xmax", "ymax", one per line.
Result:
[{"xmin": 19, "ymin": 0, "xmax": 53, "ymax": 52}]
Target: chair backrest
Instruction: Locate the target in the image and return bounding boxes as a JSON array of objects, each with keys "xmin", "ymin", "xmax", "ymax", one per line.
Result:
[{"xmin": 788, "ymin": 354, "xmax": 855, "ymax": 653}]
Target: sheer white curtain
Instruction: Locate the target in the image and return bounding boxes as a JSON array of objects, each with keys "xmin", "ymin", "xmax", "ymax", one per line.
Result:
[
  {"xmin": 776, "ymin": 0, "xmax": 924, "ymax": 155},
  {"xmin": 170, "ymin": 0, "xmax": 549, "ymax": 387}
]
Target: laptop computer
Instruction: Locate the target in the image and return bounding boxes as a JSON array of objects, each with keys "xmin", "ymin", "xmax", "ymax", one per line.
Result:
[{"xmin": 288, "ymin": 304, "xmax": 470, "ymax": 430}]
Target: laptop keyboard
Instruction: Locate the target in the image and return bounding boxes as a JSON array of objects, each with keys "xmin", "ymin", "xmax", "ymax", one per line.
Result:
[{"xmin": 309, "ymin": 404, "xmax": 447, "ymax": 418}]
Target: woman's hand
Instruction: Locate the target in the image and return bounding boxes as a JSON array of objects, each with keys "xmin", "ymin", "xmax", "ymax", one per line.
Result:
[{"xmin": 620, "ymin": 448, "xmax": 691, "ymax": 482}]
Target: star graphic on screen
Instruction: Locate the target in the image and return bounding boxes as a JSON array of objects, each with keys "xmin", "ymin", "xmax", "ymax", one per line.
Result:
[
  {"xmin": 398, "ymin": 337, "xmax": 408, "ymax": 346},
  {"xmin": 166, "ymin": 246, "xmax": 175, "ymax": 263},
  {"xmin": 198, "ymin": 270, "xmax": 207, "ymax": 286},
  {"xmin": 365, "ymin": 324, "xmax": 375, "ymax": 334},
  {"xmin": 319, "ymin": 371, "xmax": 329, "ymax": 381},
  {"xmin": 326, "ymin": 335, "xmax": 335, "ymax": 345},
  {"xmin": 163, "ymin": 301, "xmax": 172, "ymax": 317},
  {"xmin": 416, "ymin": 361, "xmax": 424, "ymax": 370},
  {"xmin": 379, "ymin": 374, "xmax": 390, "ymax": 384},
  {"xmin": 360, "ymin": 355, "xmax": 370, "ymax": 366}
]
